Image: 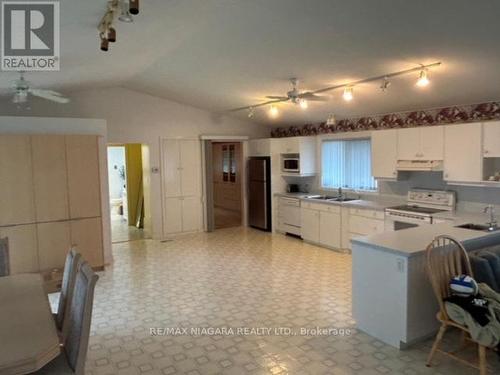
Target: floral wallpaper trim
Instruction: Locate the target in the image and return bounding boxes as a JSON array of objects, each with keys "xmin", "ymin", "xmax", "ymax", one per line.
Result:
[{"xmin": 270, "ymin": 101, "xmax": 500, "ymax": 138}]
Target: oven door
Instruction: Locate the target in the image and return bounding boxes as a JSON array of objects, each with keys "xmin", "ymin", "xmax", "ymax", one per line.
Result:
[
  {"xmin": 282, "ymin": 158, "xmax": 299, "ymax": 173},
  {"xmin": 384, "ymin": 211, "xmax": 432, "ymax": 231}
]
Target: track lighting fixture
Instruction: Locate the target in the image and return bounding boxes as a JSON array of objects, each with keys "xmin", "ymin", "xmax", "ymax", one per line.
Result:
[
  {"xmin": 100, "ymin": 35, "xmax": 109, "ymax": 51},
  {"xmin": 326, "ymin": 114, "xmax": 336, "ymax": 126},
  {"xmin": 129, "ymin": 0, "xmax": 139, "ymax": 15},
  {"xmin": 380, "ymin": 77, "xmax": 390, "ymax": 92},
  {"xmin": 343, "ymin": 86, "xmax": 353, "ymax": 101},
  {"xmin": 227, "ymin": 62, "xmax": 441, "ymax": 117},
  {"xmin": 98, "ymin": 0, "xmax": 139, "ymax": 51},
  {"xmin": 107, "ymin": 27, "xmax": 116, "ymax": 42},
  {"xmin": 269, "ymin": 105, "xmax": 279, "ymax": 118},
  {"xmin": 416, "ymin": 69, "xmax": 429, "ymax": 87}
]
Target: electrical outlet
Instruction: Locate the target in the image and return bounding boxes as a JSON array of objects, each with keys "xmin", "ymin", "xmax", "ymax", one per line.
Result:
[{"xmin": 396, "ymin": 258, "xmax": 405, "ymax": 273}]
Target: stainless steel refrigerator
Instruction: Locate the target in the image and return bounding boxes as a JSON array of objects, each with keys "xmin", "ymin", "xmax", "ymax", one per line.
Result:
[{"xmin": 248, "ymin": 157, "xmax": 271, "ymax": 231}]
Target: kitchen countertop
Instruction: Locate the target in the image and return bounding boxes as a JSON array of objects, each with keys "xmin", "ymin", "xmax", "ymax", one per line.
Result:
[{"xmin": 274, "ymin": 192, "xmax": 402, "ymax": 211}]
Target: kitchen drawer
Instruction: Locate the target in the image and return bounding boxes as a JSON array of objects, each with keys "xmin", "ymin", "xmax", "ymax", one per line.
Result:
[
  {"xmin": 349, "ymin": 207, "xmax": 384, "ymax": 220},
  {"xmin": 350, "ymin": 215, "xmax": 385, "ymax": 236},
  {"xmin": 278, "ymin": 220, "xmax": 301, "ymax": 236},
  {"xmin": 301, "ymin": 201, "xmax": 340, "ymax": 213},
  {"xmin": 278, "ymin": 197, "xmax": 301, "ymax": 207}
]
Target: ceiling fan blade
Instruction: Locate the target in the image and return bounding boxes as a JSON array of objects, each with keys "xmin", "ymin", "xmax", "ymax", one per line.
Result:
[
  {"xmin": 266, "ymin": 95, "xmax": 288, "ymax": 100},
  {"xmin": 29, "ymin": 89, "xmax": 70, "ymax": 104},
  {"xmin": 298, "ymin": 92, "xmax": 329, "ymax": 101}
]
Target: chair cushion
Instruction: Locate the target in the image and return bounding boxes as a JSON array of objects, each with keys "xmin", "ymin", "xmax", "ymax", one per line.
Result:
[
  {"xmin": 470, "ymin": 254, "xmax": 500, "ymax": 292},
  {"xmin": 34, "ymin": 353, "xmax": 73, "ymax": 374}
]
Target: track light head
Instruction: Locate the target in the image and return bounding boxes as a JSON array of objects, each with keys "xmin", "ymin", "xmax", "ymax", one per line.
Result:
[
  {"xmin": 268, "ymin": 105, "xmax": 279, "ymax": 118},
  {"xmin": 380, "ymin": 77, "xmax": 391, "ymax": 92},
  {"xmin": 129, "ymin": 0, "xmax": 139, "ymax": 15},
  {"xmin": 343, "ymin": 86, "xmax": 353, "ymax": 101},
  {"xmin": 107, "ymin": 27, "xmax": 116, "ymax": 42},
  {"xmin": 247, "ymin": 107, "xmax": 254, "ymax": 118},
  {"xmin": 416, "ymin": 69, "xmax": 429, "ymax": 87},
  {"xmin": 100, "ymin": 36, "xmax": 109, "ymax": 51}
]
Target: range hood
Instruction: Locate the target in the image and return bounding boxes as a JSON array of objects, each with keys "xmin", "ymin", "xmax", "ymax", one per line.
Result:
[{"xmin": 396, "ymin": 160, "xmax": 443, "ymax": 172}]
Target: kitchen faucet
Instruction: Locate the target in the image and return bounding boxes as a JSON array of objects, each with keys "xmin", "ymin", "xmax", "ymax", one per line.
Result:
[
  {"xmin": 338, "ymin": 187, "xmax": 344, "ymax": 200},
  {"xmin": 484, "ymin": 205, "xmax": 497, "ymax": 228}
]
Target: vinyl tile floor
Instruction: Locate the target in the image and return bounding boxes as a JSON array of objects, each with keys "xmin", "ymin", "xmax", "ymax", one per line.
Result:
[{"xmin": 83, "ymin": 227, "xmax": 500, "ymax": 375}]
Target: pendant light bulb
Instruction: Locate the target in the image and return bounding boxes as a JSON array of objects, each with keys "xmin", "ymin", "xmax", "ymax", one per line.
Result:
[
  {"xmin": 299, "ymin": 99, "xmax": 308, "ymax": 109},
  {"xmin": 416, "ymin": 69, "xmax": 429, "ymax": 87},
  {"xmin": 268, "ymin": 105, "xmax": 279, "ymax": 118},
  {"xmin": 343, "ymin": 86, "xmax": 354, "ymax": 101}
]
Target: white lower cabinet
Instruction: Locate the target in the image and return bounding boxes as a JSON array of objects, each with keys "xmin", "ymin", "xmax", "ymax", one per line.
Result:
[
  {"xmin": 349, "ymin": 208, "xmax": 385, "ymax": 246},
  {"xmin": 163, "ymin": 197, "xmax": 201, "ymax": 235},
  {"xmin": 300, "ymin": 207, "xmax": 320, "ymax": 243},
  {"xmin": 319, "ymin": 210, "xmax": 341, "ymax": 248}
]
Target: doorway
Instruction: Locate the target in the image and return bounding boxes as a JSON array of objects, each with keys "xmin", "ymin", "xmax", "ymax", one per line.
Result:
[
  {"xmin": 211, "ymin": 142, "xmax": 243, "ymax": 229},
  {"xmin": 107, "ymin": 144, "xmax": 151, "ymax": 243}
]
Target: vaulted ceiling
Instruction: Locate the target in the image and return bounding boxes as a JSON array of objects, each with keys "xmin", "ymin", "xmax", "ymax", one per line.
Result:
[{"xmin": 1, "ymin": 0, "xmax": 499, "ymax": 126}]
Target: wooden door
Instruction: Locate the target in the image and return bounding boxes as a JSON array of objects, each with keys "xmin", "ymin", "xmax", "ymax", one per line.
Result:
[
  {"xmin": 420, "ymin": 126, "xmax": 444, "ymax": 160},
  {"xmin": 319, "ymin": 211, "xmax": 341, "ymax": 248},
  {"xmin": 70, "ymin": 218, "xmax": 103, "ymax": 267},
  {"xmin": 163, "ymin": 197, "xmax": 183, "ymax": 235},
  {"xmin": 371, "ymin": 129, "xmax": 398, "ymax": 179},
  {"xmin": 0, "ymin": 135, "xmax": 35, "ymax": 226},
  {"xmin": 300, "ymin": 208, "xmax": 319, "ymax": 243},
  {"xmin": 37, "ymin": 221, "xmax": 71, "ymax": 270},
  {"xmin": 66, "ymin": 135, "xmax": 101, "ymax": 219},
  {"xmin": 181, "ymin": 196, "xmax": 201, "ymax": 233},
  {"xmin": 31, "ymin": 135, "xmax": 69, "ymax": 222},
  {"xmin": 397, "ymin": 128, "xmax": 420, "ymax": 160},
  {"xmin": 444, "ymin": 123, "xmax": 483, "ymax": 182},
  {"xmin": 162, "ymin": 139, "xmax": 181, "ymax": 197},
  {"xmin": 0, "ymin": 224, "xmax": 38, "ymax": 274}
]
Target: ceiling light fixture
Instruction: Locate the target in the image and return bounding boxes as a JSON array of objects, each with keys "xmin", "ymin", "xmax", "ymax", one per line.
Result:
[
  {"xmin": 98, "ymin": 0, "xmax": 140, "ymax": 51},
  {"xmin": 226, "ymin": 62, "xmax": 441, "ymax": 115},
  {"xmin": 118, "ymin": 1, "xmax": 134, "ymax": 23},
  {"xmin": 380, "ymin": 77, "xmax": 391, "ymax": 92},
  {"xmin": 299, "ymin": 99, "xmax": 308, "ymax": 109},
  {"xmin": 343, "ymin": 86, "xmax": 353, "ymax": 101},
  {"xmin": 269, "ymin": 105, "xmax": 279, "ymax": 118},
  {"xmin": 416, "ymin": 69, "xmax": 429, "ymax": 87}
]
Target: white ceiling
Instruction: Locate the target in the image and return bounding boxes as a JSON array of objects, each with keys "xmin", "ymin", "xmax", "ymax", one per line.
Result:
[{"xmin": 1, "ymin": 0, "xmax": 500, "ymax": 126}]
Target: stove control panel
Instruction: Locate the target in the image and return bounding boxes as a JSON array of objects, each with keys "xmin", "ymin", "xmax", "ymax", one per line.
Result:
[{"xmin": 407, "ymin": 189, "xmax": 456, "ymax": 209}]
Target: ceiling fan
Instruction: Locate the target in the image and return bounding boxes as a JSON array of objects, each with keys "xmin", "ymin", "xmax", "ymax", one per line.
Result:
[{"xmin": 10, "ymin": 72, "xmax": 70, "ymax": 104}]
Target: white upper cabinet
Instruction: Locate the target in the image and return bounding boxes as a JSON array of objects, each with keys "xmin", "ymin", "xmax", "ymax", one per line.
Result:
[
  {"xmin": 444, "ymin": 123, "xmax": 483, "ymax": 182},
  {"xmin": 397, "ymin": 126, "xmax": 444, "ymax": 160},
  {"xmin": 483, "ymin": 121, "xmax": 500, "ymax": 157},
  {"xmin": 371, "ymin": 129, "xmax": 398, "ymax": 179},
  {"xmin": 248, "ymin": 139, "xmax": 271, "ymax": 157},
  {"xmin": 280, "ymin": 136, "xmax": 316, "ymax": 175}
]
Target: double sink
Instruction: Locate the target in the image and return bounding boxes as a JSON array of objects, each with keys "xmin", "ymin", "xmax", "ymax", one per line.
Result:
[
  {"xmin": 456, "ymin": 223, "xmax": 500, "ymax": 232},
  {"xmin": 303, "ymin": 195, "xmax": 359, "ymax": 203}
]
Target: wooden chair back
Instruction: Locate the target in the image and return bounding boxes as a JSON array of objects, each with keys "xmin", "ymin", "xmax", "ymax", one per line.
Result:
[{"xmin": 426, "ymin": 235, "xmax": 473, "ymax": 320}]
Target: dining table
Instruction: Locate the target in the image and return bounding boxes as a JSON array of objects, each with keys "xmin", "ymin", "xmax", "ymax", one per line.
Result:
[{"xmin": 0, "ymin": 274, "xmax": 61, "ymax": 375}]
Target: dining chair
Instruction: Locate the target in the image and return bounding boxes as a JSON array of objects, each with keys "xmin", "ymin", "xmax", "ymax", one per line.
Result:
[
  {"xmin": 36, "ymin": 261, "xmax": 99, "ymax": 375},
  {"xmin": 55, "ymin": 248, "xmax": 82, "ymax": 339},
  {"xmin": 425, "ymin": 235, "xmax": 488, "ymax": 375},
  {"xmin": 0, "ymin": 237, "xmax": 10, "ymax": 277}
]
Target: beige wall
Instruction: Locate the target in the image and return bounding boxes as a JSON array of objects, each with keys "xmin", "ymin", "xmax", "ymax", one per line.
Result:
[{"xmin": 0, "ymin": 87, "xmax": 270, "ymax": 239}]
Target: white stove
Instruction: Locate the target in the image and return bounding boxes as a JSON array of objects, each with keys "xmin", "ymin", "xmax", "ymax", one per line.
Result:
[{"xmin": 385, "ymin": 190, "xmax": 456, "ymax": 229}]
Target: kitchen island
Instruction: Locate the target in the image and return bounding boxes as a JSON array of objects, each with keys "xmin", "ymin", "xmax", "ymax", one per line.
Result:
[{"xmin": 351, "ymin": 221, "xmax": 500, "ymax": 348}]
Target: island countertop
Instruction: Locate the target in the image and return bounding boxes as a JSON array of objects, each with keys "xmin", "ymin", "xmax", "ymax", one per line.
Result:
[{"xmin": 351, "ymin": 219, "xmax": 500, "ymax": 257}]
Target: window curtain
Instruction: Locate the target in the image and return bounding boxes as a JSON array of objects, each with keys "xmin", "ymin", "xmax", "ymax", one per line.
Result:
[{"xmin": 321, "ymin": 139, "xmax": 377, "ymax": 191}]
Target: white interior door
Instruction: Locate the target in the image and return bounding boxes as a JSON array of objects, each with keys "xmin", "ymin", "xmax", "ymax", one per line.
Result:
[{"xmin": 162, "ymin": 139, "xmax": 181, "ymax": 197}]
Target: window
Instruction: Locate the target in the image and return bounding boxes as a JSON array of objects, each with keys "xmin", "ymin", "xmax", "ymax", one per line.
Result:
[{"xmin": 321, "ymin": 139, "xmax": 377, "ymax": 191}]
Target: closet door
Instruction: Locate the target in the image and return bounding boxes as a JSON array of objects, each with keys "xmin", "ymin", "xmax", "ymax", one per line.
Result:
[
  {"xmin": 0, "ymin": 135, "xmax": 35, "ymax": 226},
  {"xmin": 31, "ymin": 135, "xmax": 69, "ymax": 222},
  {"xmin": 66, "ymin": 135, "xmax": 101, "ymax": 219},
  {"xmin": 37, "ymin": 221, "xmax": 71, "ymax": 270},
  {"xmin": 0, "ymin": 224, "xmax": 38, "ymax": 274},
  {"xmin": 181, "ymin": 197, "xmax": 201, "ymax": 233},
  {"xmin": 163, "ymin": 197, "xmax": 183, "ymax": 234},
  {"xmin": 179, "ymin": 139, "xmax": 201, "ymax": 197},
  {"xmin": 162, "ymin": 139, "xmax": 181, "ymax": 197},
  {"xmin": 70, "ymin": 218, "xmax": 103, "ymax": 267}
]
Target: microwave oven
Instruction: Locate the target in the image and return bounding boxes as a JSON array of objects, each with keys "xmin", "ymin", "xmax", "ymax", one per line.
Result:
[{"xmin": 282, "ymin": 157, "xmax": 300, "ymax": 173}]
